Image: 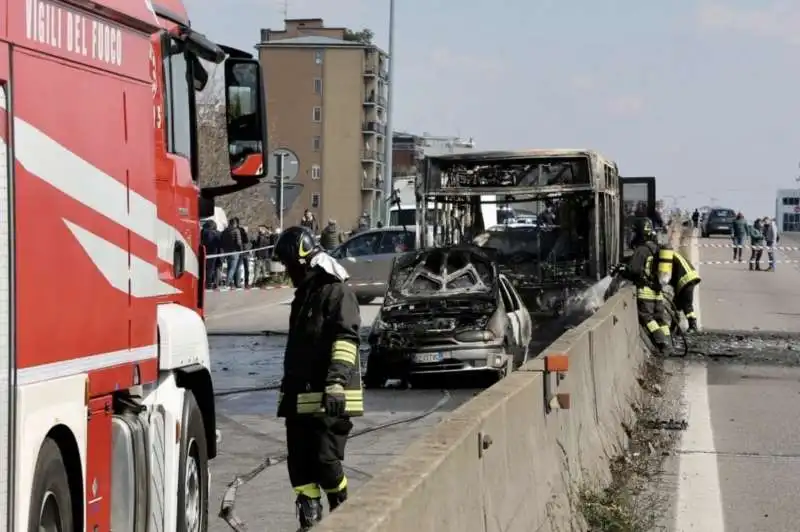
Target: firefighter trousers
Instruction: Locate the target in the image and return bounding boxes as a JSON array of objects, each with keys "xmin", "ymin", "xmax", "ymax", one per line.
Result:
[
  {"xmin": 286, "ymin": 415, "xmax": 353, "ymax": 499},
  {"xmin": 637, "ymin": 296, "xmax": 669, "ymax": 347},
  {"xmin": 674, "ymin": 285, "xmax": 697, "ymax": 320}
]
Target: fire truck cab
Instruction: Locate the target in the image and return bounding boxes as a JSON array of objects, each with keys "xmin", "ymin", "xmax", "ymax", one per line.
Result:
[{"xmin": 1, "ymin": 0, "xmax": 268, "ymax": 530}]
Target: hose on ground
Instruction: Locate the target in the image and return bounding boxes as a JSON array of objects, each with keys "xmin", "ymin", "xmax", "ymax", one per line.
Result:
[{"xmin": 219, "ymin": 390, "xmax": 452, "ymax": 531}]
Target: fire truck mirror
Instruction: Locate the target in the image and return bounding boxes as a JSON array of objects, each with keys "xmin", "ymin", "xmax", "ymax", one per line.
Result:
[{"xmin": 225, "ymin": 58, "xmax": 268, "ymax": 181}]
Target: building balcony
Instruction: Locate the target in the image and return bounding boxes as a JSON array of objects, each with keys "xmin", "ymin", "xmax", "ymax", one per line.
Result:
[
  {"xmin": 362, "ymin": 121, "xmax": 387, "ymax": 136},
  {"xmin": 362, "ymin": 176, "xmax": 384, "ymax": 191},
  {"xmin": 363, "ymin": 65, "xmax": 389, "ymax": 80},
  {"xmin": 361, "ymin": 150, "xmax": 385, "ymax": 163},
  {"xmin": 363, "ymin": 94, "xmax": 387, "ymax": 108}
]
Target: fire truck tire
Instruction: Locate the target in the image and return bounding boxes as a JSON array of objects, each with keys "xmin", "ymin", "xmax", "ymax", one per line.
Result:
[
  {"xmin": 178, "ymin": 391, "xmax": 209, "ymax": 532},
  {"xmin": 28, "ymin": 437, "xmax": 74, "ymax": 532}
]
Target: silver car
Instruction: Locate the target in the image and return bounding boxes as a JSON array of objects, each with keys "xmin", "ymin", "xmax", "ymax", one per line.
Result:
[{"xmin": 329, "ymin": 226, "xmax": 416, "ymax": 304}]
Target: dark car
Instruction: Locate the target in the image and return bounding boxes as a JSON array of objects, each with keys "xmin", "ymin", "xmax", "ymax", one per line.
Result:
[
  {"xmin": 701, "ymin": 208, "xmax": 736, "ymax": 238},
  {"xmin": 364, "ymin": 245, "xmax": 532, "ymax": 387}
]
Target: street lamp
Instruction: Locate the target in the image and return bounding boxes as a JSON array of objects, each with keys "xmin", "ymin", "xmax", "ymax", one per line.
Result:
[{"xmin": 382, "ymin": 0, "xmax": 395, "ymax": 225}]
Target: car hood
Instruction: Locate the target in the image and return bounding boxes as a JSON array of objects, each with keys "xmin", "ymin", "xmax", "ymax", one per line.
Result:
[{"xmin": 385, "ymin": 245, "xmax": 497, "ymax": 302}]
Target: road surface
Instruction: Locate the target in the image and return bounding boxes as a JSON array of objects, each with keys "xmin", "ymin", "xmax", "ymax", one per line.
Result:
[
  {"xmin": 206, "ymin": 291, "xmax": 482, "ymax": 532},
  {"xmin": 661, "ymin": 232, "xmax": 800, "ymax": 532}
]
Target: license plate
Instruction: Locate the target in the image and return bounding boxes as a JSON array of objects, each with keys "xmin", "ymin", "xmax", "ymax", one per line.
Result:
[
  {"xmin": 414, "ymin": 352, "xmax": 443, "ymax": 364},
  {"xmin": 716, "ymin": 225, "xmax": 729, "ymax": 230}
]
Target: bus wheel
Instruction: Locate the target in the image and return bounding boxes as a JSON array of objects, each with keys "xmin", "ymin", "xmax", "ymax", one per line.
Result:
[
  {"xmin": 28, "ymin": 437, "xmax": 74, "ymax": 532},
  {"xmin": 178, "ymin": 391, "xmax": 209, "ymax": 532}
]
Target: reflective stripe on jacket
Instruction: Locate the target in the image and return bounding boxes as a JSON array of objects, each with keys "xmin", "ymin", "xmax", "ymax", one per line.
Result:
[{"xmin": 670, "ymin": 251, "xmax": 700, "ymax": 293}]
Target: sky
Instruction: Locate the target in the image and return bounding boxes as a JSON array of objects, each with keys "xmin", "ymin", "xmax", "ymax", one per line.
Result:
[{"xmin": 183, "ymin": 0, "xmax": 800, "ymax": 218}]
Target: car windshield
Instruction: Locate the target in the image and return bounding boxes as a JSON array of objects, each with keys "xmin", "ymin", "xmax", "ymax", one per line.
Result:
[
  {"xmin": 388, "ymin": 246, "xmax": 495, "ymax": 297},
  {"xmin": 711, "ymin": 209, "xmax": 735, "ymax": 218}
]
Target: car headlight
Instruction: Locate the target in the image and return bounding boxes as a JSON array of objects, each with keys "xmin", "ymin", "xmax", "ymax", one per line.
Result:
[
  {"xmin": 454, "ymin": 329, "xmax": 496, "ymax": 342},
  {"xmin": 372, "ymin": 315, "xmax": 389, "ymax": 332}
]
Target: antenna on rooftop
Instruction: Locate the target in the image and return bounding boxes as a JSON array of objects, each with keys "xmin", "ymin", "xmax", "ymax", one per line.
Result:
[{"xmin": 282, "ymin": 0, "xmax": 288, "ymax": 19}]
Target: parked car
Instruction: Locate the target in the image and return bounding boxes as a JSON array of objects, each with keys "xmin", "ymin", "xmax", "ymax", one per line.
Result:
[
  {"xmin": 701, "ymin": 207, "xmax": 736, "ymax": 238},
  {"xmin": 329, "ymin": 226, "xmax": 416, "ymax": 304},
  {"xmin": 364, "ymin": 245, "xmax": 533, "ymax": 387}
]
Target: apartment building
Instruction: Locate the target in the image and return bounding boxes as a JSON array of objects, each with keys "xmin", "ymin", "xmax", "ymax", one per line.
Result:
[{"xmin": 257, "ymin": 19, "xmax": 389, "ymax": 231}]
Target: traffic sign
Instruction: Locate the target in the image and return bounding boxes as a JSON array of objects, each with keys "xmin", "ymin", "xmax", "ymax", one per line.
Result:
[{"xmin": 267, "ymin": 148, "xmax": 299, "ymax": 181}]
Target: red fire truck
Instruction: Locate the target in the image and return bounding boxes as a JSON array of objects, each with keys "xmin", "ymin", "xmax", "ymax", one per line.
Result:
[{"xmin": 1, "ymin": 0, "xmax": 268, "ymax": 530}]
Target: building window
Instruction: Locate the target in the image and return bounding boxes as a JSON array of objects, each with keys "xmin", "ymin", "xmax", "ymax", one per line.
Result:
[
  {"xmin": 315, "ymin": 50, "xmax": 323, "ymax": 64},
  {"xmin": 311, "ymin": 192, "xmax": 320, "ymax": 208},
  {"xmin": 311, "ymin": 165, "xmax": 321, "ymax": 180},
  {"xmin": 312, "ymin": 136, "xmax": 321, "ymax": 151},
  {"xmin": 314, "ymin": 78, "xmax": 322, "ymax": 94},
  {"xmin": 312, "ymin": 106, "xmax": 322, "ymax": 122}
]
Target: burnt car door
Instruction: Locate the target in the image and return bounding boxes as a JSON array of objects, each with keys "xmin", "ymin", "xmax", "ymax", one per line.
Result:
[
  {"xmin": 372, "ymin": 229, "xmax": 416, "ymax": 288},
  {"xmin": 504, "ymin": 278, "xmax": 532, "ymax": 348},
  {"xmin": 619, "ymin": 177, "xmax": 656, "ymax": 260}
]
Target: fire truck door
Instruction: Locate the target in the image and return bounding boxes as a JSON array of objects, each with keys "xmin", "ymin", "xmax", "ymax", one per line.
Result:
[
  {"xmin": 619, "ymin": 177, "xmax": 656, "ymax": 260},
  {"xmin": 0, "ymin": 43, "xmax": 12, "ymax": 530}
]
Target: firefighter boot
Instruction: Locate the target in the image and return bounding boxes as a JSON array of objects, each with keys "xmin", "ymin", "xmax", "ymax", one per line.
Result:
[
  {"xmin": 327, "ymin": 488, "xmax": 348, "ymax": 512},
  {"xmin": 687, "ymin": 317, "xmax": 698, "ymax": 333},
  {"xmin": 296, "ymin": 495, "xmax": 323, "ymax": 531}
]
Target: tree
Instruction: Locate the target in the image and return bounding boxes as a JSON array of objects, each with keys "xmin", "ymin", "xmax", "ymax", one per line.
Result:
[{"xmin": 343, "ymin": 28, "xmax": 374, "ymax": 44}]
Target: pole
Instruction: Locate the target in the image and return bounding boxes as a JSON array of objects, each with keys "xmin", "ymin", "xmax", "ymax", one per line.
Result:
[
  {"xmin": 275, "ymin": 152, "xmax": 285, "ymax": 231},
  {"xmin": 382, "ymin": 0, "xmax": 395, "ymax": 225}
]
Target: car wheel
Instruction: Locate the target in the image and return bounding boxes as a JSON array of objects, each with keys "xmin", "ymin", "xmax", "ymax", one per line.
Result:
[
  {"xmin": 28, "ymin": 437, "xmax": 74, "ymax": 532},
  {"xmin": 178, "ymin": 391, "xmax": 209, "ymax": 532},
  {"xmin": 364, "ymin": 350, "xmax": 387, "ymax": 389},
  {"xmin": 357, "ymin": 296, "xmax": 375, "ymax": 305}
]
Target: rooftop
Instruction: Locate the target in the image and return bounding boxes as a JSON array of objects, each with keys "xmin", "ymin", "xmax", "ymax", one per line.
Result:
[{"xmin": 257, "ymin": 35, "xmax": 366, "ymax": 47}]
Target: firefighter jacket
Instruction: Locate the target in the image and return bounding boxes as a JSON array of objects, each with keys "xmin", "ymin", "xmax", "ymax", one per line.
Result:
[
  {"xmin": 625, "ymin": 241, "xmax": 674, "ymax": 301},
  {"xmin": 277, "ymin": 268, "xmax": 364, "ymax": 418},
  {"xmin": 669, "ymin": 250, "xmax": 700, "ymax": 294}
]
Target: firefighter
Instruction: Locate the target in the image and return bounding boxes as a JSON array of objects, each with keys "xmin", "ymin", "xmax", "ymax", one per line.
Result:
[
  {"xmin": 669, "ymin": 248, "xmax": 701, "ymax": 332},
  {"xmin": 271, "ymin": 226, "xmax": 364, "ymax": 530},
  {"xmin": 615, "ymin": 218, "xmax": 674, "ymax": 353}
]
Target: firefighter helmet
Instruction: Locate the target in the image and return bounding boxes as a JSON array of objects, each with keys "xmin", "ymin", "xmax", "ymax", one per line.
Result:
[
  {"xmin": 273, "ymin": 226, "xmax": 320, "ymax": 266},
  {"xmin": 630, "ymin": 217, "xmax": 655, "ymax": 247}
]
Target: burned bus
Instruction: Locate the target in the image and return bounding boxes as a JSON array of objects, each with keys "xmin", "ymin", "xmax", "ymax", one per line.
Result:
[{"xmin": 415, "ymin": 149, "xmax": 654, "ymax": 316}]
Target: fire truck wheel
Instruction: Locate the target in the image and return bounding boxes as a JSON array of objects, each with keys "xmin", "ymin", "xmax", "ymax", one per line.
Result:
[
  {"xmin": 178, "ymin": 391, "xmax": 209, "ymax": 532},
  {"xmin": 28, "ymin": 437, "xmax": 74, "ymax": 532}
]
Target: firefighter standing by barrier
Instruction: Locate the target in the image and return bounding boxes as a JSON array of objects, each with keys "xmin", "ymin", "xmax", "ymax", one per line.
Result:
[
  {"xmin": 668, "ymin": 248, "xmax": 701, "ymax": 332},
  {"xmin": 614, "ymin": 218, "xmax": 674, "ymax": 354},
  {"xmin": 272, "ymin": 226, "xmax": 364, "ymax": 531}
]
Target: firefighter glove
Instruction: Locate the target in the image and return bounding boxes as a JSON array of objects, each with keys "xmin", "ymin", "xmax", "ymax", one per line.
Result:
[{"xmin": 323, "ymin": 384, "xmax": 347, "ymax": 417}]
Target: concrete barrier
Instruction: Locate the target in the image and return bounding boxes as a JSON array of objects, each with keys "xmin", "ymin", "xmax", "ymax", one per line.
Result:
[{"xmin": 317, "ymin": 287, "xmax": 649, "ymax": 532}]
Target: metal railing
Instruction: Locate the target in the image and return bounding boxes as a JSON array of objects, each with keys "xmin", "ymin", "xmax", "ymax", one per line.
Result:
[{"xmin": 362, "ymin": 121, "xmax": 387, "ymax": 135}]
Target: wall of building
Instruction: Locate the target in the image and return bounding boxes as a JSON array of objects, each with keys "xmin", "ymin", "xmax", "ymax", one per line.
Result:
[
  {"xmin": 321, "ymin": 48, "xmax": 364, "ymax": 231},
  {"xmin": 776, "ymin": 189, "xmax": 800, "ymax": 232},
  {"xmin": 259, "ymin": 47, "xmax": 322, "ymax": 227}
]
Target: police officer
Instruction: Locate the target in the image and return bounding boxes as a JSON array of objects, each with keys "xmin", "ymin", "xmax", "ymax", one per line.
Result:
[
  {"xmin": 668, "ymin": 248, "xmax": 701, "ymax": 332},
  {"xmin": 272, "ymin": 226, "xmax": 364, "ymax": 530},
  {"xmin": 616, "ymin": 218, "xmax": 674, "ymax": 353}
]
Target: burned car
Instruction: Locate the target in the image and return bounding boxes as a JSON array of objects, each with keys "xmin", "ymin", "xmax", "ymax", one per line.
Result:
[{"xmin": 364, "ymin": 245, "xmax": 532, "ymax": 387}]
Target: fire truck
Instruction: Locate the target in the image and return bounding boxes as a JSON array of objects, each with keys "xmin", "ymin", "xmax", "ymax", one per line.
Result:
[{"xmin": 1, "ymin": 0, "xmax": 268, "ymax": 530}]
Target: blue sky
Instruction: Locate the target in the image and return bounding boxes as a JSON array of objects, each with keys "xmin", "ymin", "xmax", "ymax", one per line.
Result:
[{"xmin": 184, "ymin": 0, "xmax": 800, "ymax": 218}]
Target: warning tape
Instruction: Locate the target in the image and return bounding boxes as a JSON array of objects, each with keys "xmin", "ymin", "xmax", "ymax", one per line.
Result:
[
  {"xmin": 206, "ymin": 281, "xmax": 386, "ymax": 292},
  {"xmin": 699, "ymin": 260, "xmax": 800, "ymax": 265},
  {"xmin": 697, "ymin": 243, "xmax": 800, "ymax": 251}
]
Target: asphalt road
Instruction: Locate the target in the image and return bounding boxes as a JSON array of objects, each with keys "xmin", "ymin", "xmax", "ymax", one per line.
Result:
[
  {"xmin": 205, "ymin": 290, "xmax": 481, "ymax": 532},
  {"xmin": 661, "ymin": 232, "xmax": 800, "ymax": 532}
]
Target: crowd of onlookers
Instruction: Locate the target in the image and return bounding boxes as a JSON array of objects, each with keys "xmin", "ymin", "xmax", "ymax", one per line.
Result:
[
  {"xmin": 690, "ymin": 209, "xmax": 780, "ymax": 271},
  {"xmin": 203, "ymin": 208, "xmax": 375, "ymax": 289}
]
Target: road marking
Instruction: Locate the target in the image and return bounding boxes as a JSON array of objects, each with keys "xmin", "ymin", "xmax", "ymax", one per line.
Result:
[
  {"xmin": 205, "ymin": 295, "xmax": 294, "ymax": 321},
  {"xmin": 675, "ymin": 362, "xmax": 725, "ymax": 532}
]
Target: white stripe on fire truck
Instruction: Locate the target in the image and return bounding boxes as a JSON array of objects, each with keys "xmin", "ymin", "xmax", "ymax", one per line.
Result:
[
  {"xmin": 65, "ymin": 220, "xmax": 180, "ymax": 298},
  {"xmin": 16, "ymin": 345, "xmax": 157, "ymax": 386},
  {"xmin": 0, "ymin": 99, "xmax": 199, "ymax": 279}
]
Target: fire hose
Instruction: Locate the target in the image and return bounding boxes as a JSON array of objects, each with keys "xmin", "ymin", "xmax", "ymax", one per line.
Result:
[{"xmin": 218, "ymin": 389, "xmax": 452, "ymax": 531}]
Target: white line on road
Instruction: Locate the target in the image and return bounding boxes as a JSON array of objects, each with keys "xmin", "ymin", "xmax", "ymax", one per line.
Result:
[{"xmin": 675, "ymin": 362, "xmax": 725, "ymax": 532}]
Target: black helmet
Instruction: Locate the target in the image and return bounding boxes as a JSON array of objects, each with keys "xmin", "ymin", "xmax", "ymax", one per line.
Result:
[
  {"xmin": 630, "ymin": 217, "xmax": 655, "ymax": 247},
  {"xmin": 273, "ymin": 226, "xmax": 320, "ymax": 267}
]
